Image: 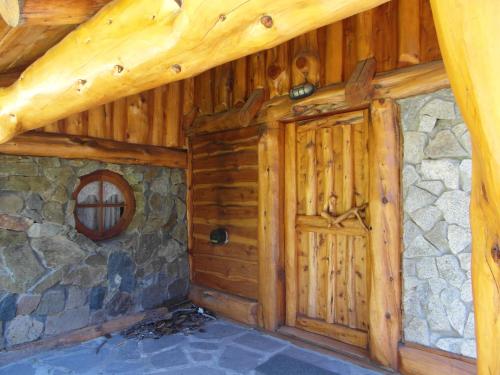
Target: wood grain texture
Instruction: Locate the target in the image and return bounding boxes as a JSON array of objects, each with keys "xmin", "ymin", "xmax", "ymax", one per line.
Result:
[
  {"xmin": 0, "ymin": 131, "xmax": 187, "ymax": 168},
  {"xmin": 368, "ymin": 99, "xmax": 401, "ymax": 370},
  {"xmin": 0, "ymin": 0, "xmax": 111, "ymax": 27},
  {"xmin": 189, "ymin": 284, "xmax": 259, "ymax": 326},
  {"xmin": 0, "ymin": 0, "xmax": 391, "ymax": 143},
  {"xmin": 189, "ymin": 126, "xmax": 260, "ymax": 301},
  {"xmin": 399, "ymin": 344, "xmax": 476, "ymax": 375},
  {"xmin": 430, "ymin": 1, "xmax": 500, "ymax": 373},
  {"xmin": 258, "ymin": 123, "xmax": 285, "ymax": 330}
]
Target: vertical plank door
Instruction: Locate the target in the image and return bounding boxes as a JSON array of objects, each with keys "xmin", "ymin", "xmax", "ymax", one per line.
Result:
[{"xmin": 285, "ymin": 110, "xmax": 370, "ymax": 349}]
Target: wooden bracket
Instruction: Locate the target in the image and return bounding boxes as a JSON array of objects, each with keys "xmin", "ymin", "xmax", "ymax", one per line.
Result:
[
  {"xmin": 345, "ymin": 58, "xmax": 377, "ymax": 105},
  {"xmin": 187, "ymin": 88, "xmax": 265, "ymax": 136}
]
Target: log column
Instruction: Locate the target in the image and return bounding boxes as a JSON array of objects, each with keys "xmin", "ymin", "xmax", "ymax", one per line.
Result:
[
  {"xmin": 430, "ymin": 2, "xmax": 500, "ymax": 374},
  {"xmin": 258, "ymin": 122, "xmax": 285, "ymax": 330},
  {"xmin": 368, "ymin": 99, "xmax": 401, "ymax": 370}
]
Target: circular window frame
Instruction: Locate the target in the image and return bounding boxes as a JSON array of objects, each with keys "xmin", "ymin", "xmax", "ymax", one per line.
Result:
[{"xmin": 72, "ymin": 170, "xmax": 136, "ymax": 241}]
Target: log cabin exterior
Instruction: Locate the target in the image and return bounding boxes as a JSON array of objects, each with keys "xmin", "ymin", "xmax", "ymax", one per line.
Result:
[{"xmin": 0, "ymin": 1, "xmax": 497, "ymax": 374}]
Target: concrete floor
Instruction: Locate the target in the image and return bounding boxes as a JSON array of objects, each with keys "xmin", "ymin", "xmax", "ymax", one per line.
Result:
[{"xmin": 0, "ymin": 319, "xmax": 384, "ymax": 375}]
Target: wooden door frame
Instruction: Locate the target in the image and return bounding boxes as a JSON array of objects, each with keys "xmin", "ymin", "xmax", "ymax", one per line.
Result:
[{"xmin": 277, "ymin": 101, "xmax": 402, "ymax": 370}]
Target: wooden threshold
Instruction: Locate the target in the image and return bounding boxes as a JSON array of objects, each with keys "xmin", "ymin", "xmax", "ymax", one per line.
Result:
[
  {"xmin": 277, "ymin": 326, "xmax": 368, "ymax": 360},
  {"xmin": 275, "ymin": 326, "xmax": 393, "ymax": 374},
  {"xmin": 399, "ymin": 343, "xmax": 476, "ymax": 375}
]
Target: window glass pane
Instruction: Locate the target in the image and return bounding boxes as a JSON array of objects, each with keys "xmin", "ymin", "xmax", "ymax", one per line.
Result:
[
  {"xmin": 103, "ymin": 182, "xmax": 124, "ymax": 204},
  {"xmin": 76, "ymin": 207, "xmax": 99, "ymax": 230},
  {"xmin": 77, "ymin": 181, "xmax": 100, "ymax": 204},
  {"xmin": 103, "ymin": 206, "xmax": 124, "ymax": 230}
]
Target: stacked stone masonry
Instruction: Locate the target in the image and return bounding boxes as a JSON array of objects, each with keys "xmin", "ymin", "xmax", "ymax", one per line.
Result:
[
  {"xmin": 398, "ymin": 89, "xmax": 475, "ymax": 358},
  {"xmin": 0, "ymin": 157, "xmax": 188, "ymax": 348}
]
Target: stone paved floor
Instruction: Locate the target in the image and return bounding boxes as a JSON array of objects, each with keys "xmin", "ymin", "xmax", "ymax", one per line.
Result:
[{"xmin": 0, "ymin": 319, "xmax": 384, "ymax": 375}]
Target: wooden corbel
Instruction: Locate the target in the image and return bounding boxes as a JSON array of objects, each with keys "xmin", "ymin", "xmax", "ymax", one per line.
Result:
[
  {"xmin": 186, "ymin": 89, "xmax": 265, "ymax": 137},
  {"xmin": 345, "ymin": 57, "xmax": 377, "ymax": 104}
]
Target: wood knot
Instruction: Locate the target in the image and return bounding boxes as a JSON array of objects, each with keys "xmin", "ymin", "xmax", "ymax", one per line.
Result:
[
  {"xmin": 382, "ymin": 196, "xmax": 389, "ymax": 204},
  {"xmin": 114, "ymin": 65, "xmax": 124, "ymax": 74},
  {"xmin": 492, "ymin": 244, "xmax": 500, "ymax": 265},
  {"xmin": 295, "ymin": 56, "xmax": 307, "ymax": 70},
  {"xmin": 385, "ymin": 312, "xmax": 391, "ymax": 320},
  {"xmin": 260, "ymin": 15, "xmax": 273, "ymax": 28},
  {"xmin": 267, "ymin": 65, "xmax": 282, "ymax": 80},
  {"xmin": 171, "ymin": 64, "xmax": 182, "ymax": 74},
  {"xmin": 219, "ymin": 14, "xmax": 226, "ymax": 22},
  {"xmin": 77, "ymin": 79, "xmax": 87, "ymax": 92},
  {"xmin": 174, "ymin": 0, "xmax": 183, "ymax": 7}
]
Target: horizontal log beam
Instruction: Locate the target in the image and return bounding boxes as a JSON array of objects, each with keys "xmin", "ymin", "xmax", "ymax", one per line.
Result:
[
  {"xmin": 272, "ymin": 60, "xmax": 449, "ymax": 123},
  {"xmin": 0, "ymin": 71, "xmax": 20, "ymax": 87},
  {"xmin": 189, "ymin": 284, "xmax": 259, "ymax": 326},
  {"xmin": 399, "ymin": 343, "xmax": 476, "ymax": 375},
  {"xmin": 0, "ymin": 132, "xmax": 187, "ymax": 169},
  {"xmin": 0, "ymin": 0, "xmax": 389, "ymax": 143},
  {"xmin": 191, "ymin": 60, "xmax": 449, "ymax": 135},
  {"xmin": 0, "ymin": 0, "xmax": 111, "ymax": 27}
]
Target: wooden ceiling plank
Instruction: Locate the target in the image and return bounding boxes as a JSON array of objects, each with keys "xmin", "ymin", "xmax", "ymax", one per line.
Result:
[
  {"xmin": 0, "ymin": 0, "xmax": 111, "ymax": 27},
  {"xmin": 0, "ymin": 0, "xmax": 390, "ymax": 143}
]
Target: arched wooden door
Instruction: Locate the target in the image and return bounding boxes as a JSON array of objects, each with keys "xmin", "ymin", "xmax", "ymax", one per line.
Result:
[{"xmin": 284, "ymin": 110, "xmax": 371, "ymax": 349}]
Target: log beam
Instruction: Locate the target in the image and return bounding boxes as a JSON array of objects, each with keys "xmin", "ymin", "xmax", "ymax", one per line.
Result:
[
  {"xmin": 189, "ymin": 284, "xmax": 259, "ymax": 326},
  {"xmin": 0, "ymin": 132, "xmax": 187, "ymax": 169},
  {"xmin": 0, "ymin": 0, "xmax": 111, "ymax": 27},
  {"xmin": 0, "ymin": 0, "xmax": 389, "ymax": 144},
  {"xmin": 257, "ymin": 59, "xmax": 449, "ymax": 124},
  {"xmin": 0, "ymin": 71, "xmax": 20, "ymax": 87},
  {"xmin": 430, "ymin": 1, "xmax": 500, "ymax": 374}
]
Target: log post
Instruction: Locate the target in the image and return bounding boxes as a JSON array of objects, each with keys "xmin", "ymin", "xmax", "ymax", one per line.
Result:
[
  {"xmin": 430, "ymin": 1, "xmax": 500, "ymax": 374},
  {"xmin": 0, "ymin": 0, "xmax": 111, "ymax": 27},
  {"xmin": 0, "ymin": 0, "xmax": 389, "ymax": 143},
  {"xmin": 258, "ymin": 122, "xmax": 285, "ymax": 330},
  {"xmin": 368, "ymin": 98, "xmax": 401, "ymax": 370}
]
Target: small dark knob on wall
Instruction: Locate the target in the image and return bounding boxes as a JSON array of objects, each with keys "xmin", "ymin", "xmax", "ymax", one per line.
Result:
[{"xmin": 210, "ymin": 228, "xmax": 229, "ymax": 245}]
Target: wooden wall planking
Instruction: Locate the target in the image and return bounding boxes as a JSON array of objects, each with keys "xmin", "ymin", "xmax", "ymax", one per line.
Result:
[
  {"xmin": 41, "ymin": 82, "xmax": 187, "ymax": 149},
  {"xmin": 189, "ymin": 126, "xmax": 260, "ymax": 300},
  {"xmin": 192, "ymin": 0, "xmax": 440, "ymax": 116},
  {"xmin": 37, "ymin": 0, "xmax": 440, "ymax": 150}
]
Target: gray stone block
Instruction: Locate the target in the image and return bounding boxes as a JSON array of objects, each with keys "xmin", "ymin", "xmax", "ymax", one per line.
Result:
[
  {"xmin": 66, "ymin": 286, "xmax": 88, "ymax": 309},
  {"xmin": 36, "ymin": 289, "xmax": 65, "ymax": 316},
  {"xmin": 218, "ymin": 346, "xmax": 264, "ymax": 372},
  {"xmin": 234, "ymin": 332, "xmax": 287, "ymax": 352},
  {"xmin": 45, "ymin": 306, "xmax": 89, "ymax": 335},
  {"xmin": 142, "ymin": 334, "xmax": 186, "ymax": 354},
  {"xmin": 151, "ymin": 347, "xmax": 188, "ymax": 368},
  {"xmin": 16, "ymin": 294, "xmax": 41, "ymax": 315},
  {"xmin": 5, "ymin": 315, "xmax": 44, "ymax": 346},
  {"xmin": 425, "ymin": 130, "xmax": 468, "ymax": 159},
  {"xmin": 0, "ymin": 294, "xmax": 17, "ymax": 321},
  {"xmin": 436, "ymin": 190, "xmax": 470, "ymax": 228}
]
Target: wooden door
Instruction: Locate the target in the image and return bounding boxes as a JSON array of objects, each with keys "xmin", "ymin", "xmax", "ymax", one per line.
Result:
[{"xmin": 284, "ymin": 110, "xmax": 370, "ymax": 349}]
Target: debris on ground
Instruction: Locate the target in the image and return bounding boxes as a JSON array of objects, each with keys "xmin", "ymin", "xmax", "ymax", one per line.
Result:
[
  {"xmin": 121, "ymin": 303, "xmax": 216, "ymax": 341},
  {"xmin": 96, "ymin": 303, "xmax": 216, "ymax": 354}
]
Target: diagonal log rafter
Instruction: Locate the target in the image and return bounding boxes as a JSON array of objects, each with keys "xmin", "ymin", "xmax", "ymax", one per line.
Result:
[{"xmin": 0, "ymin": 0, "xmax": 389, "ymax": 144}]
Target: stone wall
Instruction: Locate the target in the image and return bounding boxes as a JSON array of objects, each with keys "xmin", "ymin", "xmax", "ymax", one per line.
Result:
[
  {"xmin": 0, "ymin": 156, "xmax": 188, "ymax": 348},
  {"xmin": 399, "ymin": 89, "xmax": 475, "ymax": 358}
]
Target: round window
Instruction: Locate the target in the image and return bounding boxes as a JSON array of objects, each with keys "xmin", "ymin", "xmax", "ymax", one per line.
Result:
[{"xmin": 73, "ymin": 170, "xmax": 136, "ymax": 241}]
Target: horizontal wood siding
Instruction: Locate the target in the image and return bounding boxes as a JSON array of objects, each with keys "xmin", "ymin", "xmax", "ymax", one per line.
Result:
[{"xmin": 190, "ymin": 127, "xmax": 260, "ymax": 300}]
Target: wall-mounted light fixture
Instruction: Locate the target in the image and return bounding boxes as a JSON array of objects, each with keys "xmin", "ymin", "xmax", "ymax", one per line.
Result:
[
  {"xmin": 210, "ymin": 228, "xmax": 229, "ymax": 245},
  {"xmin": 289, "ymin": 82, "xmax": 316, "ymax": 100}
]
